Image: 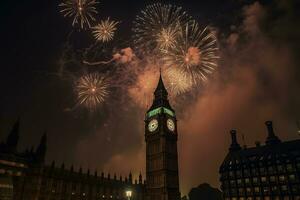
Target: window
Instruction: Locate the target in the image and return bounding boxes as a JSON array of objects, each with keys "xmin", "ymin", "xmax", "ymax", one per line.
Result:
[
  {"xmin": 292, "ymin": 185, "xmax": 298, "ymax": 192},
  {"xmin": 245, "ymin": 178, "xmax": 250, "ymax": 184},
  {"xmin": 272, "ymin": 186, "xmax": 278, "ymax": 192},
  {"xmin": 277, "ymin": 165, "xmax": 284, "ymax": 172},
  {"xmin": 251, "ymin": 168, "xmax": 257, "ymax": 175},
  {"xmin": 287, "ymin": 164, "xmax": 293, "ymax": 172},
  {"xmin": 230, "ymin": 180, "xmax": 236, "ymax": 186},
  {"xmin": 289, "ymin": 174, "xmax": 296, "ymax": 181},
  {"xmin": 281, "ymin": 185, "xmax": 288, "ymax": 191},
  {"xmin": 231, "ymin": 188, "xmax": 237, "ymax": 195},
  {"xmin": 253, "ymin": 177, "xmax": 258, "ymax": 183},
  {"xmin": 239, "ymin": 188, "xmax": 244, "ymax": 195},
  {"xmin": 270, "ymin": 176, "xmax": 276, "ymax": 182},
  {"xmin": 237, "ymin": 179, "xmax": 242, "ymax": 185},
  {"xmin": 254, "ymin": 187, "xmax": 260, "ymax": 193},
  {"xmin": 263, "ymin": 187, "xmax": 269, "ymax": 193},
  {"xmin": 261, "ymin": 177, "xmax": 267, "ymax": 182},
  {"xmin": 279, "ymin": 175, "xmax": 285, "ymax": 182},
  {"xmin": 267, "ymin": 166, "xmax": 273, "ymax": 173}
]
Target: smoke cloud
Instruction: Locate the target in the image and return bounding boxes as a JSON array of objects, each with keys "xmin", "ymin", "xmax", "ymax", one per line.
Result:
[{"xmin": 49, "ymin": 0, "xmax": 300, "ymax": 196}]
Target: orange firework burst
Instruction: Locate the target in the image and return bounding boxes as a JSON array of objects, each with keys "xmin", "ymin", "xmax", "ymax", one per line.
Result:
[{"xmin": 162, "ymin": 20, "xmax": 219, "ymax": 85}]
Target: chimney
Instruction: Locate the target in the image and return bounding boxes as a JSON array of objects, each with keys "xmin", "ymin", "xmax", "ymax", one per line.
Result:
[
  {"xmin": 139, "ymin": 172, "xmax": 142, "ymax": 184},
  {"xmin": 229, "ymin": 130, "xmax": 241, "ymax": 151},
  {"xmin": 129, "ymin": 172, "xmax": 132, "ymax": 183},
  {"xmin": 265, "ymin": 121, "xmax": 281, "ymax": 145}
]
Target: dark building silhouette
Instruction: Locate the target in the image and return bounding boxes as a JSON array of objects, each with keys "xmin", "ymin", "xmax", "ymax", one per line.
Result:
[
  {"xmin": 219, "ymin": 121, "xmax": 300, "ymax": 200},
  {"xmin": 0, "ymin": 120, "xmax": 144, "ymax": 200},
  {"xmin": 188, "ymin": 183, "xmax": 223, "ymax": 200},
  {"xmin": 0, "ymin": 75, "xmax": 181, "ymax": 200},
  {"xmin": 145, "ymin": 74, "xmax": 180, "ymax": 200}
]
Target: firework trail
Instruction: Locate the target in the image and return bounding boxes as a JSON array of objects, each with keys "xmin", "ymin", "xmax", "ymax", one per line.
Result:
[
  {"xmin": 93, "ymin": 18, "xmax": 119, "ymax": 42},
  {"xmin": 83, "ymin": 47, "xmax": 135, "ymax": 66},
  {"xmin": 59, "ymin": 0, "xmax": 99, "ymax": 29}
]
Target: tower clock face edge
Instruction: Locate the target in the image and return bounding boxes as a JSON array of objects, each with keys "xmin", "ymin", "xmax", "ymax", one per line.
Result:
[
  {"xmin": 148, "ymin": 119, "xmax": 158, "ymax": 132},
  {"xmin": 167, "ymin": 118, "xmax": 175, "ymax": 132}
]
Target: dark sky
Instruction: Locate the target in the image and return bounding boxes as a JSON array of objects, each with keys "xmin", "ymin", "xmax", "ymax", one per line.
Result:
[{"xmin": 1, "ymin": 0, "xmax": 300, "ymax": 195}]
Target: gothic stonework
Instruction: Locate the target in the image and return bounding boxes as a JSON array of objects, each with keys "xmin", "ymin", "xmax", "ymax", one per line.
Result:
[
  {"xmin": 0, "ymin": 75, "xmax": 181, "ymax": 200},
  {"xmin": 144, "ymin": 74, "xmax": 181, "ymax": 200}
]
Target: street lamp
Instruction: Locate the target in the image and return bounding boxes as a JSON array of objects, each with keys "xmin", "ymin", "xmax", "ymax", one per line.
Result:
[{"xmin": 126, "ymin": 190, "xmax": 132, "ymax": 200}]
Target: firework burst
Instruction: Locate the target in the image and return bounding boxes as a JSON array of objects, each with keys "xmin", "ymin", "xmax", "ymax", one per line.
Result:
[
  {"xmin": 59, "ymin": 0, "xmax": 99, "ymax": 29},
  {"xmin": 162, "ymin": 21, "xmax": 219, "ymax": 85},
  {"xmin": 164, "ymin": 67, "xmax": 193, "ymax": 95},
  {"xmin": 132, "ymin": 3, "xmax": 191, "ymax": 55},
  {"xmin": 75, "ymin": 73, "xmax": 109, "ymax": 109},
  {"xmin": 157, "ymin": 26, "xmax": 178, "ymax": 50},
  {"xmin": 93, "ymin": 18, "xmax": 119, "ymax": 42}
]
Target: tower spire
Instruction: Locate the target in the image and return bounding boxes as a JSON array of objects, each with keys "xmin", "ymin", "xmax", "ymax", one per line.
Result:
[
  {"xmin": 36, "ymin": 132, "xmax": 47, "ymax": 162},
  {"xmin": 148, "ymin": 72, "xmax": 172, "ymax": 111},
  {"xmin": 6, "ymin": 118, "xmax": 20, "ymax": 151}
]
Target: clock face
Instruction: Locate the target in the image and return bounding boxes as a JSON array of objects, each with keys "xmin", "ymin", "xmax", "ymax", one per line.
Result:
[
  {"xmin": 167, "ymin": 119, "xmax": 175, "ymax": 132},
  {"xmin": 148, "ymin": 119, "xmax": 158, "ymax": 132}
]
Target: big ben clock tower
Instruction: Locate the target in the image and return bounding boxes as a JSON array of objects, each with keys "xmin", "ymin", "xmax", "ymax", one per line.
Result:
[{"xmin": 145, "ymin": 74, "xmax": 180, "ymax": 200}]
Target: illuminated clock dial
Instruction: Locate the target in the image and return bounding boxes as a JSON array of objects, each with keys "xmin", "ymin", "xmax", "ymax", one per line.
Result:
[
  {"xmin": 167, "ymin": 119, "xmax": 175, "ymax": 132},
  {"xmin": 148, "ymin": 119, "xmax": 158, "ymax": 132}
]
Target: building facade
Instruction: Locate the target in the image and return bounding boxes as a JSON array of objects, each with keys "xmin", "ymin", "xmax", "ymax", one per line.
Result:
[
  {"xmin": 0, "ymin": 119, "xmax": 145, "ymax": 200},
  {"xmin": 220, "ymin": 121, "xmax": 300, "ymax": 200},
  {"xmin": 0, "ymin": 75, "xmax": 181, "ymax": 200}
]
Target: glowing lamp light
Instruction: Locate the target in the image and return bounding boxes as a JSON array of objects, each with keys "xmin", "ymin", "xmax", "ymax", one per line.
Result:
[{"xmin": 126, "ymin": 190, "xmax": 132, "ymax": 199}]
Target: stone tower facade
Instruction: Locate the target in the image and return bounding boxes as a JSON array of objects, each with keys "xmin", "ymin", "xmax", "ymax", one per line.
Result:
[{"xmin": 145, "ymin": 74, "xmax": 180, "ymax": 200}]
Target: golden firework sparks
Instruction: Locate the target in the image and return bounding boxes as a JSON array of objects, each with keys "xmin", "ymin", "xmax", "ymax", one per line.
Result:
[
  {"xmin": 59, "ymin": 0, "xmax": 99, "ymax": 29},
  {"xmin": 162, "ymin": 21, "xmax": 219, "ymax": 85},
  {"xmin": 93, "ymin": 18, "xmax": 119, "ymax": 42},
  {"xmin": 156, "ymin": 26, "xmax": 178, "ymax": 50},
  {"xmin": 75, "ymin": 73, "xmax": 108, "ymax": 109},
  {"xmin": 164, "ymin": 67, "xmax": 193, "ymax": 95},
  {"xmin": 132, "ymin": 3, "xmax": 192, "ymax": 55}
]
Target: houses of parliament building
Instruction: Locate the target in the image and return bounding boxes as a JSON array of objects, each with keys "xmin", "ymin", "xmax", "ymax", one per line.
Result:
[
  {"xmin": 220, "ymin": 122, "xmax": 300, "ymax": 200},
  {"xmin": 0, "ymin": 75, "xmax": 181, "ymax": 200}
]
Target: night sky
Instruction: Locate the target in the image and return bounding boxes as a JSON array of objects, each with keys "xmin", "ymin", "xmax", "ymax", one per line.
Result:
[{"xmin": 1, "ymin": 0, "xmax": 300, "ymax": 195}]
